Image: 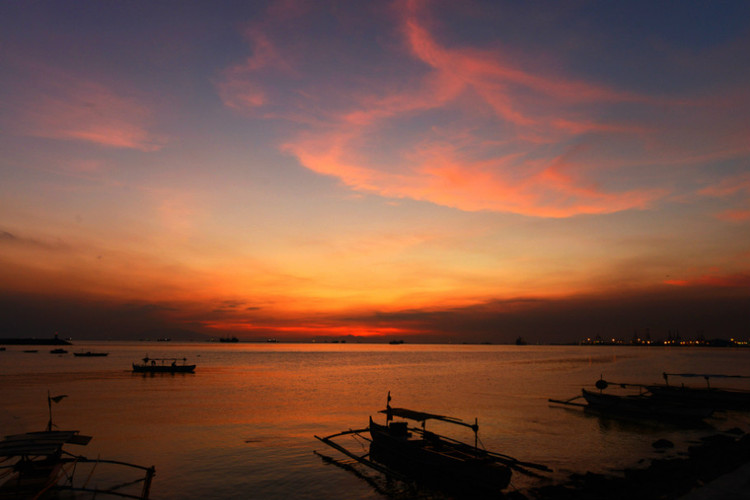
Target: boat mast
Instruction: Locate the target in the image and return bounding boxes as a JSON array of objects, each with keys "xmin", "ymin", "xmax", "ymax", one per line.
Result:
[
  {"xmin": 386, "ymin": 391, "xmax": 392, "ymax": 423},
  {"xmin": 46, "ymin": 391, "xmax": 67, "ymax": 431},
  {"xmin": 47, "ymin": 390, "xmax": 53, "ymax": 431},
  {"xmin": 474, "ymin": 417, "xmax": 478, "ymax": 450}
]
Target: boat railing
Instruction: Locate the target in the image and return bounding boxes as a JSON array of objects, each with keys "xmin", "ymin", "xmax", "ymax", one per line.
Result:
[
  {"xmin": 138, "ymin": 356, "xmax": 190, "ymax": 366},
  {"xmin": 662, "ymin": 372, "xmax": 750, "ymax": 389},
  {"xmin": 56, "ymin": 452, "xmax": 155, "ymax": 499}
]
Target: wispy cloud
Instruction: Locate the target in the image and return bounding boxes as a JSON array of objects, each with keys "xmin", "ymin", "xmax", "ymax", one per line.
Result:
[
  {"xmin": 664, "ymin": 272, "xmax": 750, "ymax": 288},
  {"xmin": 217, "ymin": 0, "xmax": 737, "ymax": 217},
  {"xmin": 0, "ymin": 229, "xmax": 69, "ymax": 251},
  {"xmin": 6, "ymin": 62, "xmax": 165, "ymax": 151},
  {"xmin": 699, "ymin": 172, "xmax": 750, "ymax": 221}
]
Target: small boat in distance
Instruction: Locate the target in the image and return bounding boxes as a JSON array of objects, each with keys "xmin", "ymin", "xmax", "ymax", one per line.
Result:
[
  {"xmin": 132, "ymin": 356, "xmax": 196, "ymax": 373},
  {"xmin": 50, "ymin": 348, "xmax": 68, "ymax": 354},
  {"xmin": 316, "ymin": 393, "xmax": 549, "ymax": 495},
  {"xmin": 74, "ymin": 351, "xmax": 109, "ymax": 357}
]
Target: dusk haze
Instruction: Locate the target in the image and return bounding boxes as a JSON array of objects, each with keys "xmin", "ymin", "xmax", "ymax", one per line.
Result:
[{"xmin": 2, "ymin": 1, "xmax": 749, "ymax": 344}]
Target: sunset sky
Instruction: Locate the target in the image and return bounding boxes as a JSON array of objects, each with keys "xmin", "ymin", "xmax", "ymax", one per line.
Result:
[{"xmin": 2, "ymin": 1, "xmax": 749, "ymax": 342}]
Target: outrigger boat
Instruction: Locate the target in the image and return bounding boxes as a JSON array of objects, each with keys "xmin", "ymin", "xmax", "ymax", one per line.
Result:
[
  {"xmin": 0, "ymin": 394, "xmax": 155, "ymax": 499},
  {"xmin": 132, "ymin": 357, "xmax": 196, "ymax": 373},
  {"xmin": 550, "ymin": 378, "xmax": 714, "ymax": 422},
  {"xmin": 579, "ymin": 388, "xmax": 713, "ymax": 421},
  {"xmin": 645, "ymin": 372, "xmax": 750, "ymax": 410},
  {"xmin": 315, "ymin": 393, "xmax": 550, "ymax": 495},
  {"xmin": 74, "ymin": 351, "xmax": 109, "ymax": 357}
]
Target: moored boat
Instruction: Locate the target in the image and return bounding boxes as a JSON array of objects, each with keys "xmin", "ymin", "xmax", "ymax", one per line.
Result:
[
  {"xmin": 315, "ymin": 393, "xmax": 549, "ymax": 495},
  {"xmin": 132, "ymin": 356, "xmax": 196, "ymax": 373},
  {"xmin": 646, "ymin": 372, "xmax": 750, "ymax": 410},
  {"xmin": 73, "ymin": 351, "xmax": 109, "ymax": 357},
  {"xmin": 580, "ymin": 388, "xmax": 713, "ymax": 421},
  {"xmin": 0, "ymin": 395, "xmax": 155, "ymax": 499},
  {"xmin": 550, "ymin": 377, "xmax": 715, "ymax": 423}
]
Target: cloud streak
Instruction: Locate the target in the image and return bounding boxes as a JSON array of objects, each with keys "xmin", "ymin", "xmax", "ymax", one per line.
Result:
[
  {"xmin": 214, "ymin": 0, "xmax": 750, "ymax": 218},
  {"xmin": 5, "ymin": 61, "xmax": 165, "ymax": 151}
]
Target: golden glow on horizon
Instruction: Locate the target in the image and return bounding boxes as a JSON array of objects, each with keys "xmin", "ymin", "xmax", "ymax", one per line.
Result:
[{"xmin": 1, "ymin": 1, "xmax": 749, "ymax": 340}]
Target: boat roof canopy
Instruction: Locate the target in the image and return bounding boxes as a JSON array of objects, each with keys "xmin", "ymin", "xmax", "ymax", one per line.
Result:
[
  {"xmin": 379, "ymin": 407, "xmax": 471, "ymax": 427},
  {"xmin": 664, "ymin": 372, "xmax": 750, "ymax": 379},
  {"xmin": 141, "ymin": 357, "xmax": 188, "ymax": 362},
  {"xmin": 0, "ymin": 431, "xmax": 92, "ymax": 457}
]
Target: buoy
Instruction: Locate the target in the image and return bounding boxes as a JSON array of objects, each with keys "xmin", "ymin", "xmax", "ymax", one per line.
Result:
[{"xmin": 595, "ymin": 378, "xmax": 608, "ymax": 390}]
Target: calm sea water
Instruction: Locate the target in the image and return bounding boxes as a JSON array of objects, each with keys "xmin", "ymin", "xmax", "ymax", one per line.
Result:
[{"xmin": 1, "ymin": 342, "xmax": 749, "ymax": 499}]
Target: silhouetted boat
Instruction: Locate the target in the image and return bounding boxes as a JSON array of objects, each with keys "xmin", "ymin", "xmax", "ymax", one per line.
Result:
[
  {"xmin": 580, "ymin": 389, "xmax": 713, "ymax": 421},
  {"xmin": 646, "ymin": 372, "xmax": 750, "ymax": 410},
  {"xmin": 315, "ymin": 393, "xmax": 549, "ymax": 495},
  {"xmin": 0, "ymin": 395, "xmax": 155, "ymax": 499},
  {"xmin": 550, "ymin": 378, "xmax": 714, "ymax": 422},
  {"xmin": 132, "ymin": 357, "xmax": 196, "ymax": 373},
  {"xmin": 73, "ymin": 351, "xmax": 109, "ymax": 357},
  {"xmin": 50, "ymin": 348, "xmax": 67, "ymax": 354}
]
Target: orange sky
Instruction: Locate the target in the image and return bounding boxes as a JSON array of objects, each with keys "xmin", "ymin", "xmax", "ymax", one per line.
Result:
[{"xmin": 1, "ymin": 1, "xmax": 749, "ymax": 342}]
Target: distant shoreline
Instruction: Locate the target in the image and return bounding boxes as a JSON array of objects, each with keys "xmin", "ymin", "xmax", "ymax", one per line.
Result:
[
  {"xmin": 0, "ymin": 337, "xmax": 71, "ymax": 346},
  {"xmin": 0, "ymin": 336, "xmax": 747, "ymax": 348}
]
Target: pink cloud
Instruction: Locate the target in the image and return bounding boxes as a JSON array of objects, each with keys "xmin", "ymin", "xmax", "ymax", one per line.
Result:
[
  {"xmin": 665, "ymin": 273, "xmax": 750, "ymax": 288},
  {"xmin": 699, "ymin": 173, "xmax": 750, "ymax": 221},
  {"xmin": 9, "ymin": 64, "xmax": 164, "ymax": 151},
  {"xmin": 699, "ymin": 173, "xmax": 750, "ymax": 197},
  {"xmin": 215, "ymin": 26, "xmax": 297, "ymax": 113},
  {"xmin": 716, "ymin": 209, "xmax": 750, "ymax": 222},
  {"xmin": 219, "ymin": 1, "xmax": 747, "ymax": 218}
]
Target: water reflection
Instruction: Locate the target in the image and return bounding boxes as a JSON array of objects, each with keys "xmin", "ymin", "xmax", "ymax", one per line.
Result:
[{"xmin": 1, "ymin": 343, "xmax": 749, "ymax": 499}]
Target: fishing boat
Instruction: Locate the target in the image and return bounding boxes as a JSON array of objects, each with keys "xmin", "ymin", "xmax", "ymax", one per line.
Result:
[
  {"xmin": 132, "ymin": 356, "xmax": 196, "ymax": 373},
  {"xmin": 315, "ymin": 393, "xmax": 549, "ymax": 495},
  {"xmin": 550, "ymin": 378, "xmax": 714, "ymax": 422},
  {"xmin": 0, "ymin": 395, "xmax": 155, "ymax": 499},
  {"xmin": 580, "ymin": 389, "xmax": 713, "ymax": 421},
  {"xmin": 49, "ymin": 348, "xmax": 68, "ymax": 354},
  {"xmin": 646, "ymin": 372, "xmax": 750, "ymax": 410},
  {"xmin": 73, "ymin": 351, "xmax": 109, "ymax": 357}
]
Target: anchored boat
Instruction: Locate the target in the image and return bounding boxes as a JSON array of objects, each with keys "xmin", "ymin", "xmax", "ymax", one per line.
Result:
[
  {"xmin": 315, "ymin": 393, "xmax": 549, "ymax": 495},
  {"xmin": 73, "ymin": 351, "xmax": 109, "ymax": 357},
  {"xmin": 132, "ymin": 357, "xmax": 196, "ymax": 373},
  {"xmin": 550, "ymin": 377, "xmax": 714, "ymax": 422},
  {"xmin": 0, "ymin": 395, "xmax": 155, "ymax": 499},
  {"xmin": 646, "ymin": 372, "xmax": 750, "ymax": 410}
]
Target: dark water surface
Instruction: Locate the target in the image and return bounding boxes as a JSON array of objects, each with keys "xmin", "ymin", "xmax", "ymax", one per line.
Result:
[{"xmin": 1, "ymin": 343, "xmax": 749, "ymax": 499}]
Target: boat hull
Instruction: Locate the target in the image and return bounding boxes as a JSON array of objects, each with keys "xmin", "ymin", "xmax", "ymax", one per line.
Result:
[
  {"xmin": 132, "ymin": 363, "xmax": 196, "ymax": 373},
  {"xmin": 647, "ymin": 385, "xmax": 750, "ymax": 410},
  {"xmin": 368, "ymin": 419, "xmax": 511, "ymax": 493},
  {"xmin": 581, "ymin": 389, "xmax": 713, "ymax": 421}
]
